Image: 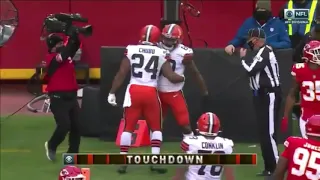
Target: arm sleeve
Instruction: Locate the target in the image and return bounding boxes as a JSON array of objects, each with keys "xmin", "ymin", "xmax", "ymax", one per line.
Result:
[
  {"xmin": 180, "ymin": 138, "xmax": 196, "ymax": 154},
  {"xmin": 182, "ymin": 47, "xmax": 193, "ymax": 62},
  {"xmin": 59, "ymin": 33, "xmax": 81, "ymax": 61},
  {"xmin": 180, "ymin": 139, "xmax": 190, "ymax": 153},
  {"xmin": 224, "ymin": 139, "xmax": 234, "ymax": 154},
  {"xmin": 291, "ymin": 63, "xmax": 305, "ymax": 83},
  {"xmin": 228, "ymin": 19, "xmax": 250, "ymax": 47},
  {"xmin": 267, "ymin": 21, "xmax": 291, "ymax": 49},
  {"xmin": 46, "ymin": 55, "xmax": 61, "ymax": 77},
  {"xmin": 241, "ymin": 47, "xmax": 269, "ymax": 76}
]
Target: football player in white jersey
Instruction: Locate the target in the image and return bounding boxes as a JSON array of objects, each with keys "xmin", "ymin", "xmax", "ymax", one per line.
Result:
[
  {"xmin": 158, "ymin": 24, "xmax": 209, "ymax": 137},
  {"xmin": 107, "ymin": 25, "xmax": 185, "ymax": 174},
  {"xmin": 173, "ymin": 112, "xmax": 234, "ymax": 180}
]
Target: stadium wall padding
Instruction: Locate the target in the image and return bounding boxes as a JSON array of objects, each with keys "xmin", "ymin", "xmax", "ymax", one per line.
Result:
[
  {"xmin": 97, "ymin": 47, "xmax": 293, "ymax": 143},
  {"xmin": 1, "ymin": 0, "xmax": 286, "ymax": 80}
]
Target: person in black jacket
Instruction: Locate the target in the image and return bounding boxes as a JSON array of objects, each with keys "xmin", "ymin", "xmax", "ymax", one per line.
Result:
[{"xmin": 44, "ymin": 31, "xmax": 81, "ymax": 162}]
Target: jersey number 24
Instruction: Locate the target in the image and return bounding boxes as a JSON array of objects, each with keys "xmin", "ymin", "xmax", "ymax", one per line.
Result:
[
  {"xmin": 197, "ymin": 150, "xmax": 224, "ymax": 176},
  {"xmin": 131, "ymin": 54, "xmax": 159, "ymax": 79}
]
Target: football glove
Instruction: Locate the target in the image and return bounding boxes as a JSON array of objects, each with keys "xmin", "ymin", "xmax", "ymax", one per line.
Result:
[
  {"xmin": 280, "ymin": 117, "xmax": 288, "ymax": 133},
  {"xmin": 108, "ymin": 93, "xmax": 117, "ymax": 106}
]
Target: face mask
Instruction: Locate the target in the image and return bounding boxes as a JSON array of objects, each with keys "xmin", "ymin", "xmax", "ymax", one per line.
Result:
[{"xmin": 253, "ymin": 10, "xmax": 271, "ymax": 23}]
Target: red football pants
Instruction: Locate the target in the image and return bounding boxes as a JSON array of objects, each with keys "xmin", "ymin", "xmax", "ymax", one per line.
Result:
[
  {"xmin": 158, "ymin": 91, "xmax": 190, "ymax": 126},
  {"xmin": 124, "ymin": 85, "xmax": 162, "ymax": 132}
]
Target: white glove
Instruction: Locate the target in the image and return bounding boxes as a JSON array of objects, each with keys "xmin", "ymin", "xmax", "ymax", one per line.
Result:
[{"xmin": 108, "ymin": 93, "xmax": 117, "ymax": 106}]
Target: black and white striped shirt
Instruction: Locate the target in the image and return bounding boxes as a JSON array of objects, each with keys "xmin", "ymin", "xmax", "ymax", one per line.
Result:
[{"xmin": 241, "ymin": 46, "xmax": 280, "ymax": 90}]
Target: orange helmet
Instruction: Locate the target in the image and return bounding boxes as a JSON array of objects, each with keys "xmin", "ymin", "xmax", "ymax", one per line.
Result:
[
  {"xmin": 302, "ymin": 40, "xmax": 320, "ymax": 65},
  {"xmin": 139, "ymin": 25, "xmax": 161, "ymax": 45},
  {"xmin": 160, "ymin": 24, "xmax": 183, "ymax": 50},
  {"xmin": 196, "ymin": 112, "xmax": 221, "ymax": 136},
  {"xmin": 306, "ymin": 115, "xmax": 320, "ymax": 137}
]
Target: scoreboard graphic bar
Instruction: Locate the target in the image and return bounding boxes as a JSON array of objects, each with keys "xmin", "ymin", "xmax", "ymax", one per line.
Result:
[{"xmin": 63, "ymin": 153, "xmax": 257, "ymax": 165}]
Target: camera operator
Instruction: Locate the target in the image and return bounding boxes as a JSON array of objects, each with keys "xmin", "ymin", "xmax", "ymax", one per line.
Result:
[
  {"xmin": 44, "ymin": 30, "xmax": 81, "ymax": 161},
  {"xmin": 41, "ymin": 13, "xmax": 92, "ymax": 161}
]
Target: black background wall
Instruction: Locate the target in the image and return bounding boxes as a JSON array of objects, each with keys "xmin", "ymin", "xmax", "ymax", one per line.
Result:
[{"xmin": 97, "ymin": 47, "xmax": 293, "ymax": 143}]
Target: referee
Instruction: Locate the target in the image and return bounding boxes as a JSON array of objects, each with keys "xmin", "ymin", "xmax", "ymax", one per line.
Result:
[{"xmin": 240, "ymin": 28, "xmax": 281, "ymax": 176}]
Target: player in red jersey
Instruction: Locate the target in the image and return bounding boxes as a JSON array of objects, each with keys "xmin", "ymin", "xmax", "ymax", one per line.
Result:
[
  {"xmin": 158, "ymin": 24, "xmax": 209, "ymax": 137},
  {"xmin": 107, "ymin": 25, "xmax": 185, "ymax": 174},
  {"xmin": 273, "ymin": 115, "xmax": 320, "ymax": 180},
  {"xmin": 281, "ymin": 40, "xmax": 320, "ymax": 138},
  {"xmin": 58, "ymin": 165, "xmax": 85, "ymax": 180}
]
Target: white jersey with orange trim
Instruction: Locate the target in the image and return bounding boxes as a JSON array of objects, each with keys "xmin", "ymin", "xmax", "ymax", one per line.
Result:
[
  {"xmin": 126, "ymin": 44, "xmax": 169, "ymax": 87},
  {"xmin": 181, "ymin": 135, "xmax": 234, "ymax": 180},
  {"xmin": 158, "ymin": 44, "xmax": 193, "ymax": 92}
]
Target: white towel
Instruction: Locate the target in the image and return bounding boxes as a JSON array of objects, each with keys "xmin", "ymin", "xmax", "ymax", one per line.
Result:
[{"xmin": 123, "ymin": 84, "xmax": 132, "ymax": 108}]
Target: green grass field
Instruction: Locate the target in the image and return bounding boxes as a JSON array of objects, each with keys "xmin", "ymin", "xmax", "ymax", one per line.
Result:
[{"xmin": 0, "ymin": 116, "xmax": 299, "ymax": 180}]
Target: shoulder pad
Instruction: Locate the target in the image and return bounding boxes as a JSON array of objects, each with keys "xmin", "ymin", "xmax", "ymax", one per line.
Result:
[
  {"xmin": 187, "ymin": 135, "xmax": 200, "ymax": 140},
  {"xmin": 266, "ymin": 45, "xmax": 273, "ymax": 50},
  {"xmin": 126, "ymin": 45, "xmax": 132, "ymax": 50},
  {"xmin": 219, "ymin": 137, "xmax": 234, "ymax": 147},
  {"xmin": 284, "ymin": 136, "xmax": 302, "ymax": 148},
  {"xmin": 181, "ymin": 136, "xmax": 200, "ymax": 151},
  {"xmin": 294, "ymin": 63, "xmax": 306, "ymax": 69},
  {"xmin": 291, "ymin": 63, "xmax": 305, "ymax": 76},
  {"xmin": 226, "ymin": 139, "xmax": 234, "ymax": 147},
  {"xmin": 162, "ymin": 49, "xmax": 170, "ymax": 56},
  {"xmin": 178, "ymin": 44, "xmax": 193, "ymax": 53},
  {"xmin": 182, "ymin": 135, "xmax": 200, "ymax": 144}
]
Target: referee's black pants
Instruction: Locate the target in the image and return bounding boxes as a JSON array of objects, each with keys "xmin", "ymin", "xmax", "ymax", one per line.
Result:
[
  {"xmin": 47, "ymin": 91, "xmax": 81, "ymax": 153},
  {"xmin": 253, "ymin": 88, "xmax": 282, "ymax": 172}
]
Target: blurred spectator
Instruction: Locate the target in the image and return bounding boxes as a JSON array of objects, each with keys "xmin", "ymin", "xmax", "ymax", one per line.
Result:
[
  {"xmin": 293, "ymin": 5, "xmax": 320, "ymax": 62},
  {"xmin": 225, "ymin": 0, "xmax": 291, "ymax": 55},
  {"xmin": 279, "ymin": 0, "xmax": 318, "ymax": 48}
]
